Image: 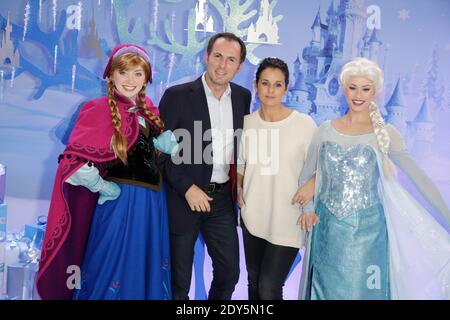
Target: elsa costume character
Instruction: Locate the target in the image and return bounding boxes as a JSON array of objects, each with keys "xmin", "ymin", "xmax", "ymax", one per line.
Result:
[{"xmin": 297, "ymin": 58, "xmax": 450, "ymax": 300}]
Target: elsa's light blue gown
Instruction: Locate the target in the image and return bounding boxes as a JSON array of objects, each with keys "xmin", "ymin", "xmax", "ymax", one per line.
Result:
[
  {"xmin": 298, "ymin": 120, "xmax": 450, "ymax": 300},
  {"xmin": 308, "ymin": 142, "xmax": 389, "ymax": 299}
]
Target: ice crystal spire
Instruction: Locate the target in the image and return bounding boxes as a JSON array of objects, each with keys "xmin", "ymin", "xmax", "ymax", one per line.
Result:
[{"xmin": 23, "ymin": 1, "xmax": 31, "ymax": 41}]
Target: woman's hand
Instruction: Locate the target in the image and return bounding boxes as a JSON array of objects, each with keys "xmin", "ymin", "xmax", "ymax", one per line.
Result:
[
  {"xmin": 292, "ymin": 176, "xmax": 315, "ymax": 207},
  {"xmin": 297, "ymin": 211, "xmax": 319, "ymax": 232}
]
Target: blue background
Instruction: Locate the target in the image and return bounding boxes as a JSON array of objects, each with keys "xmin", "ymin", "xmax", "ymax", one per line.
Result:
[{"xmin": 0, "ymin": 0, "xmax": 449, "ymax": 299}]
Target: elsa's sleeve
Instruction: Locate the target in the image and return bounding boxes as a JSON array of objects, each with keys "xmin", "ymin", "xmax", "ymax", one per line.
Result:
[{"xmin": 387, "ymin": 125, "xmax": 450, "ymax": 226}]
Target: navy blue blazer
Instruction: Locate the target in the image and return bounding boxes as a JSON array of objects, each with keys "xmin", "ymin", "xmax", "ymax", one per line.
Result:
[{"xmin": 158, "ymin": 76, "xmax": 251, "ymax": 234}]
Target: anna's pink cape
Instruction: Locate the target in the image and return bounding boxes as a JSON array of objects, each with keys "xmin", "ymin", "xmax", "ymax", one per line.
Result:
[{"xmin": 36, "ymin": 93, "xmax": 160, "ymax": 300}]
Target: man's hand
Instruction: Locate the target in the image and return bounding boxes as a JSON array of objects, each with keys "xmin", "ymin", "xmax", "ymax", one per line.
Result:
[{"xmin": 185, "ymin": 184, "xmax": 213, "ymax": 213}]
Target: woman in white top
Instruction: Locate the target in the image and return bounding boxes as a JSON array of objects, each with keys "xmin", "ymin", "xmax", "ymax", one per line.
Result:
[{"xmin": 237, "ymin": 57, "xmax": 316, "ymax": 300}]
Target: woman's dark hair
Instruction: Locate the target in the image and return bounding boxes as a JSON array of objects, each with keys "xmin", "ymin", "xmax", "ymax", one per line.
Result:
[
  {"xmin": 255, "ymin": 57, "xmax": 289, "ymax": 86},
  {"xmin": 206, "ymin": 32, "xmax": 247, "ymax": 63}
]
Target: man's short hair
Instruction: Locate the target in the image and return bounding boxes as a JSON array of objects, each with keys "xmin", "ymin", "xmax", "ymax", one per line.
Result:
[{"xmin": 206, "ymin": 32, "xmax": 247, "ymax": 63}]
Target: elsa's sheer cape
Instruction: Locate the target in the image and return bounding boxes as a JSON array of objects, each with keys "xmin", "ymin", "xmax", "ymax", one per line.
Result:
[{"xmin": 298, "ymin": 121, "xmax": 450, "ymax": 300}]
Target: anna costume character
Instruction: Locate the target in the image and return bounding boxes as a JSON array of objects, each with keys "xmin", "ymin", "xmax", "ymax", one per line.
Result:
[{"xmin": 36, "ymin": 44, "xmax": 177, "ymax": 300}]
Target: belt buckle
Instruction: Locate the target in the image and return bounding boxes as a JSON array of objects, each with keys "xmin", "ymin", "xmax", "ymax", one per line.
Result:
[{"xmin": 209, "ymin": 183, "xmax": 216, "ymax": 193}]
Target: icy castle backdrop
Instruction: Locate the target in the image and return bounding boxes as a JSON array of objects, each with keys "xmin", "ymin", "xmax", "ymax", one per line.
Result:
[{"xmin": 0, "ymin": 0, "xmax": 449, "ymax": 299}]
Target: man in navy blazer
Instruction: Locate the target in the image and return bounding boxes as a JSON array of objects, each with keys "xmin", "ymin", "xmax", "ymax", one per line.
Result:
[{"xmin": 158, "ymin": 33, "xmax": 251, "ymax": 300}]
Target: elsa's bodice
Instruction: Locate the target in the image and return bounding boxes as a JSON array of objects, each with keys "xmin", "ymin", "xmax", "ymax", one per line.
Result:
[{"xmin": 318, "ymin": 141, "xmax": 381, "ymax": 219}]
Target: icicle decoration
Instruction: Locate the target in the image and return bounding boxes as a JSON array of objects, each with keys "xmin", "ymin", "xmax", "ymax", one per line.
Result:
[
  {"xmin": 77, "ymin": 1, "xmax": 83, "ymax": 31},
  {"xmin": 152, "ymin": 0, "xmax": 159, "ymax": 68},
  {"xmin": 98, "ymin": 0, "xmax": 101, "ymax": 6},
  {"xmin": 110, "ymin": 0, "xmax": 114, "ymax": 19},
  {"xmin": 52, "ymin": 0, "xmax": 57, "ymax": 32},
  {"xmin": 0, "ymin": 70, "xmax": 4, "ymax": 101},
  {"xmin": 167, "ymin": 52, "xmax": 176, "ymax": 87},
  {"xmin": 195, "ymin": 56, "xmax": 201, "ymax": 75},
  {"xmin": 10, "ymin": 67, "xmax": 15, "ymax": 88},
  {"xmin": 171, "ymin": 11, "xmax": 176, "ymax": 42},
  {"xmin": 23, "ymin": 1, "xmax": 30, "ymax": 41},
  {"xmin": 71, "ymin": 64, "xmax": 77, "ymax": 92},
  {"xmin": 203, "ymin": 0, "xmax": 209, "ymax": 36},
  {"xmin": 53, "ymin": 45, "xmax": 58, "ymax": 74},
  {"xmin": 223, "ymin": 0, "xmax": 229, "ymax": 32},
  {"xmin": 159, "ymin": 80, "xmax": 163, "ymax": 101},
  {"xmin": 152, "ymin": 0, "xmax": 159, "ymax": 31}
]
